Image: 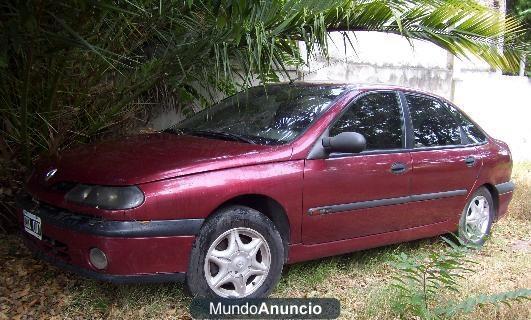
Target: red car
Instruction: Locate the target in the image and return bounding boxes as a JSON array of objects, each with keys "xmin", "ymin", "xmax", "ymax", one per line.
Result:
[{"xmin": 19, "ymin": 83, "xmax": 514, "ymax": 298}]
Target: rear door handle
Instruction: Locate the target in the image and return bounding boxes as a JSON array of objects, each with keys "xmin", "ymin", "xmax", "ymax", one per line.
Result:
[
  {"xmin": 464, "ymin": 156, "xmax": 476, "ymax": 167},
  {"xmin": 390, "ymin": 162, "xmax": 407, "ymax": 174}
]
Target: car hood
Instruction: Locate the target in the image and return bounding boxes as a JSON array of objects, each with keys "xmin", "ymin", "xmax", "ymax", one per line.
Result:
[{"xmin": 35, "ymin": 133, "xmax": 292, "ymax": 185}]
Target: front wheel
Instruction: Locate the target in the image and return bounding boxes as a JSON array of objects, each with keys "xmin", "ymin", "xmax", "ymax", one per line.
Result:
[
  {"xmin": 458, "ymin": 187, "xmax": 495, "ymax": 246},
  {"xmin": 186, "ymin": 206, "xmax": 284, "ymax": 298}
]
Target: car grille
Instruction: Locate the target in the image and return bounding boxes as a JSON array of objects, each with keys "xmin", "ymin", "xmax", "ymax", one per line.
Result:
[
  {"xmin": 41, "ymin": 235, "xmax": 71, "ymax": 261},
  {"xmin": 24, "ymin": 232, "xmax": 71, "ymax": 262}
]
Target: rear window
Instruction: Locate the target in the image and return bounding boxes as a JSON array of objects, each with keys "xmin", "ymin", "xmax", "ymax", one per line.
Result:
[
  {"xmin": 406, "ymin": 94, "xmax": 462, "ymax": 148},
  {"xmin": 444, "ymin": 102, "xmax": 487, "ymax": 144}
]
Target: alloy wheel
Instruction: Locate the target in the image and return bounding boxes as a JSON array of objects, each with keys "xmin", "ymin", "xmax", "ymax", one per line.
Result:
[
  {"xmin": 204, "ymin": 227, "xmax": 271, "ymax": 298},
  {"xmin": 464, "ymin": 195, "xmax": 490, "ymax": 242}
]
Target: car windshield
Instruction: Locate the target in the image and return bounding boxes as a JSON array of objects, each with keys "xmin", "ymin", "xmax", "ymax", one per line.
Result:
[{"xmin": 169, "ymin": 85, "xmax": 348, "ymax": 145}]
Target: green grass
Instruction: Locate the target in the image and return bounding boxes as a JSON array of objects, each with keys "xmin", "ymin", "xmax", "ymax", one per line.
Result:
[{"xmin": 1, "ymin": 163, "xmax": 530, "ymax": 319}]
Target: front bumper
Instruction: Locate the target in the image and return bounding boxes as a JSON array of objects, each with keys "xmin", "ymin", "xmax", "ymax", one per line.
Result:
[{"xmin": 17, "ymin": 194, "xmax": 203, "ymax": 283}]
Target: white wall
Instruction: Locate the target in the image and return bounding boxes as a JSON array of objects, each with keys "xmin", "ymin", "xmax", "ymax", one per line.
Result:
[
  {"xmin": 299, "ymin": 32, "xmax": 453, "ymax": 97},
  {"xmin": 453, "ymin": 73, "xmax": 531, "ymax": 161}
]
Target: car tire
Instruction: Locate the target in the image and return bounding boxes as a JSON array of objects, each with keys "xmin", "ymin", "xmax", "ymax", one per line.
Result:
[
  {"xmin": 186, "ymin": 205, "xmax": 284, "ymax": 298},
  {"xmin": 458, "ymin": 187, "xmax": 495, "ymax": 246}
]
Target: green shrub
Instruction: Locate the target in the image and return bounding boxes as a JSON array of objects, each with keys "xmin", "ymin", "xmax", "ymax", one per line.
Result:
[{"xmin": 389, "ymin": 238, "xmax": 531, "ymax": 319}]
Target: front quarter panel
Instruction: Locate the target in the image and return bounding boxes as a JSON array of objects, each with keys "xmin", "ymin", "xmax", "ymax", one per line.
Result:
[{"xmin": 132, "ymin": 160, "xmax": 305, "ymax": 243}]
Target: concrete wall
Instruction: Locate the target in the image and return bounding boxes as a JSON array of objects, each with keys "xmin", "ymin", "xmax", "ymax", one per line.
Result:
[
  {"xmin": 299, "ymin": 60, "xmax": 453, "ymax": 98},
  {"xmin": 298, "ymin": 32, "xmax": 454, "ymax": 97}
]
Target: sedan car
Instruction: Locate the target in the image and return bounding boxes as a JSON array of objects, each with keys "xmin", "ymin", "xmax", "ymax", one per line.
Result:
[{"xmin": 18, "ymin": 83, "xmax": 514, "ymax": 298}]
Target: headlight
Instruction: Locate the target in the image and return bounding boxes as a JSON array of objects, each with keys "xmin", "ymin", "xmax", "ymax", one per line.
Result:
[{"xmin": 65, "ymin": 184, "xmax": 144, "ymax": 210}]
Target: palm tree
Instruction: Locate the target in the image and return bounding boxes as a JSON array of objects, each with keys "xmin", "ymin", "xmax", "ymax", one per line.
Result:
[
  {"xmin": 2, "ymin": 0, "xmax": 524, "ymax": 144},
  {"xmin": 0, "ymin": 0, "xmax": 526, "ymax": 161},
  {"xmin": 184, "ymin": 0, "xmax": 523, "ymax": 85},
  {"xmin": 507, "ymin": 0, "xmax": 530, "ymax": 75},
  {"xmin": 0, "ymin": 0, "xmax": 526, "ymax": 230}
]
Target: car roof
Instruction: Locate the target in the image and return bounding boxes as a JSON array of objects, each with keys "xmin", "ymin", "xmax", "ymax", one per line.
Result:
[{"xmin": 268, "ymin": 81, "xmax": 447, "ymax": 102}]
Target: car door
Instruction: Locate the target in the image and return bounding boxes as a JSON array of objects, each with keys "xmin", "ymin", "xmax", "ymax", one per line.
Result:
[
  {"xmin": 403, "ymin": 93, "xmax": 482, "ymax": 225},
  {"xmin": 302, "ymin": 91, "xmax": 413, "ymax": 244}
]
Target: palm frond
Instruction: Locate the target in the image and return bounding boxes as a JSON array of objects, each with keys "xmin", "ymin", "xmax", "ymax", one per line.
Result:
[
  {"xmin": 168, "ymin": 0, "xmax": 525, "ymax": 95},
  {"xmin": 0, "ymin": 0, "xmax": 526, "ymax": 231}
]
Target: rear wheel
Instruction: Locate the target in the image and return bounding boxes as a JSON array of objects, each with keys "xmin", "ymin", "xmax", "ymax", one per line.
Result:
[
  {"xmin": 458, "ymin": 187, "xmax": 495, "ymax": 246},
  {"xmin": 186, "ymin": 206, "xmax": 284, "ymax": 298}
]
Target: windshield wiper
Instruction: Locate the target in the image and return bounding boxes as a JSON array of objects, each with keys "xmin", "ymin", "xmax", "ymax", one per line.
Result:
[
  {"xmin": 181, "ymin": 129, "xmax": 257, "ymax": 144},
  {"xmin": 162, "ymin": 127, "xmax": 183, "ymax": 134}
]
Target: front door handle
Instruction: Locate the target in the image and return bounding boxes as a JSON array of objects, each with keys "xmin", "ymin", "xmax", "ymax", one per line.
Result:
[
  {"xmin": 390, "ymin": 162, "xmax": 407, "ymax": 174},
  {"xmin": 464, "ymin": 156, "xmax": 476, "ymax": 167}
]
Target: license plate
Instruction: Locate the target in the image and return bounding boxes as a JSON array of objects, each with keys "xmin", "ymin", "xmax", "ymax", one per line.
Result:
[{"xmin": 23, "ymin": 210, "xmax": 42, "ymax": 240}]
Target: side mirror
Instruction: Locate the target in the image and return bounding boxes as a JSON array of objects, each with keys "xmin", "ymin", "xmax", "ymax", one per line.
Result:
[{"xmin": 322, "ymin": 132, "xmax": 366, "ymax": 154}]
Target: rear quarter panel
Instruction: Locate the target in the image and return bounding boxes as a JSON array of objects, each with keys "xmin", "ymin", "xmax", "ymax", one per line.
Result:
[
  {"xmin": 475, "ymin": 139, "xmax": 512, "ymax": 186},
  {"xmin": 472, "ymin": 139, "xmax": 513, "ymax": 218}
]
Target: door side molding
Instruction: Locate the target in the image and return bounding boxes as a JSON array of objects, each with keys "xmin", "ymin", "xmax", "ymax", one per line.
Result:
[{"xmin": 307, "ymin": 189, "xmax": 467, "ymax": 215}]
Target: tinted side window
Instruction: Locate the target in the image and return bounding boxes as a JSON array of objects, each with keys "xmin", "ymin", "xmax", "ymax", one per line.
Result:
[
  {"xmin": 406, "ymin": 94, "xmax": 461, "ymax": 147},
  {"xmin": 330, "ymin": 92, "xmax": 403, "ymax": 150},
  {"xmin": 444, "ymin": 102, "xmax": 487, "ymax": 144}
]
